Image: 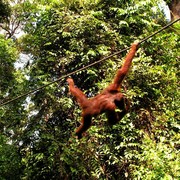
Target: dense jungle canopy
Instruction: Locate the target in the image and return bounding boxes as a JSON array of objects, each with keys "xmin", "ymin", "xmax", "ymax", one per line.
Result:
[{"xmin": 0, "ymin": 0, "xmax": 179, "ymax": 179}]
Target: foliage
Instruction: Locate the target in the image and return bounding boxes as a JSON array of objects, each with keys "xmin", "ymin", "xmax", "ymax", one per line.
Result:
[
  {"xmin": 0, "ymin": 135, "xmax": 22, "ymax": 180},
  {"xmin": 0, "ymin": 0, "xmax": 179, "ymax": 179},
  {"xmin": 132, "ymin": 135, "xmax": 180, "ymax": 179},
  {"xmin": 0, "ymin": 35, "xmax": 17, "ymax": 93},
  {"xmin": 0, "ymin": 0, "xmax": 11, "ymax": 23},
  {"xmin": 0, "ymin": 25, "xmax": 24, "ymax": 180}
]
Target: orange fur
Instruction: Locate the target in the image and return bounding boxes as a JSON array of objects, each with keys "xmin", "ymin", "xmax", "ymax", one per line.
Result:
[{"xmin": 67, "ymin": 42, "xmax": 138, "ymax": 139}]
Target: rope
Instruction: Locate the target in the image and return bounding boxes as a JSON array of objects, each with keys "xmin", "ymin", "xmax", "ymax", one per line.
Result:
[{"xmin": 0, "ymin": 18, "xmax": 179, "ymax": 107}]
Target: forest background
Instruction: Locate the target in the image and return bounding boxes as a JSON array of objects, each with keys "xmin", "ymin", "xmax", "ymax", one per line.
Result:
[{"xmin": 0, "ymin": 0, "xmax": 179, "ymax": 179}]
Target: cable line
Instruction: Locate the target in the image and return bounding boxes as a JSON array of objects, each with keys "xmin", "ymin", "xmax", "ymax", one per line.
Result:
[{"xmin": 0, "ymin": 18, "xmax": 179, "ymax": 107}]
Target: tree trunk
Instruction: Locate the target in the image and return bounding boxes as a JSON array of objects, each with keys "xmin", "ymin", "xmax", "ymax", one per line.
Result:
[{"xmin": 167, "ymin": 0, "xmax": 180, "ymax": 21}]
